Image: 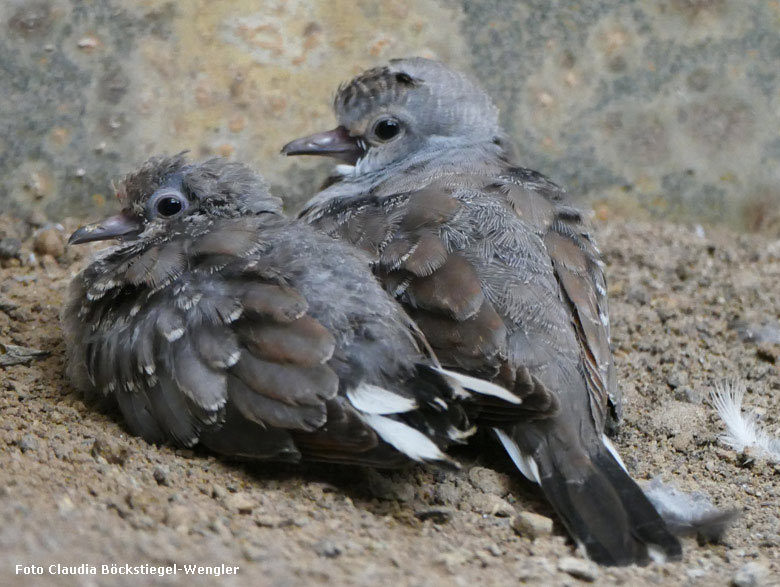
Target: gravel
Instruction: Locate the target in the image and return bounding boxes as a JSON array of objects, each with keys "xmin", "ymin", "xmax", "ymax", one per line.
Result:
[{"xmin": 0, "ymin": 215, "xmax": 779, "ymax": 586}]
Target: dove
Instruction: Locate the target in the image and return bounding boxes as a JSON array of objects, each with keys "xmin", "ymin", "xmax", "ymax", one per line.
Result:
[
  {"xmin": 63, "ymin": 154, "xmax": 521, "ymax": 468},
  {"xmin": 282, "ymin": 58, "xmax": 682, "ymax": 565}
]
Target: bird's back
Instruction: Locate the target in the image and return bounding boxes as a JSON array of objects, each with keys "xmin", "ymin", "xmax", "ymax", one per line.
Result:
[{"xmin": 303, "ymin": 146, "xmax": 596, "ymax": 428}]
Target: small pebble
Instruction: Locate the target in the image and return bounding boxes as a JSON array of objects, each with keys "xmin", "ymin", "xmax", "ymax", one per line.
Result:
[
  {"xmin": 626, "ymin": 284, "xmax": 649, "ymax": 305},
  {"xmin": 672, "ymin": 431, "xmax": 694, "ymax": 452},
  {"xmin": 77, "ymin": 36, "xmax": 100, "ymax": 50},
  {"xmin": 0, "ymin": 237, "xmax": 21, "ymax": 259},
  {"xmin": 667, "ymin": 370, "xmax": 688, "ymax": 389},
  {"xmin": 255, "ymin": 515, "xmax": 294, "ymax": 528},
  {"xmin": 40, "ymin": 254, "xmax": 58, "ymax": 271},
  {"xmin": 468, "ymin": 493, "xmax": 515, "ymax": 517},
  {"xmin": 755, "ymin": 343, "xmax": 779, "ymax": 364},
  {"xmin": 468, "ymin": 466, "xmax": 511, "ymax": 496},
  {"xmin": 125, "ymin": 489, "xmax": 160, "ymax": 513},
  {"xmin": 557, "ymin": 556, "xmax": 599, "ymax": 582},
  {"xmin": 512, "ymin": 511, "xmax": 554, "ymax": 539},
  {"xmin": 57, "ymin": 496, "xmax": 75, "ymax": 516},
  {"xmin": 19, "ymin": 434, "xmax": 38, "ymax": 453},
  {"xmin": 687, "ymin": 568, "xmax": 706, "ymax": 579},
  {"xmin": 313, "ymin": 540, "xmax": 342, "ymax": 558},
  {"xmin": 153, "ymin": 465, "xmax": 170, "ymax": 486},
  {"xmin": 33, "ymin": 228, "xmax": 64, "ymax": 257},
  {"xmin": 27, "ymin": 210, "xmax": 47, "ymax": 227},
  {"xmin": 91, "ymin": 436, "xmax": 129, "ymax": 465},
  {"xmin": 433, "ymin": 480, "xmax": 460, "ymax": 505},
  {"xmin": 242, "ymin": 544, "xmax": 267, "ymax": 562},
  {"xmin": 415, "ymin": 507, "xmax": 453, "ymax": 524},
  {"xmin": 365, "ymin": 469, "xmax": 414, "ymax": 502},
  {"xmin": 164, "ymin": 504, "xmax": 190, "ymax": 530},
  {"xmin": 224, "ymin": 492, "xmax": 255, "ymax": 514},
  {"xmin": 731, "ymin": 561, "xmax": 769, "ymax": 587},
  {"xmin": 674, "ymin": 386, "xmax": 702, "ymax": 404}
]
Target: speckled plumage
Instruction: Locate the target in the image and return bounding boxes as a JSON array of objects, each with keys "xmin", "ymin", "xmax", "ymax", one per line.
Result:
[
  {"xmin": 288, "ymin": 58, "xmax": 680, "ymax": 565},
  {"xmin": 62, "ymin": 154, "xmax": 511, "ymax": 468}
]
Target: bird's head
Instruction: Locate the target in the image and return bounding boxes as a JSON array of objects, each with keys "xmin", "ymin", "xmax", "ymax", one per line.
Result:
[
  {"xmin": 281, "ymin": 57, "xmax": 501, "ymax": 176},
  {"xmin": 68, "ymin": 154, "xmax": 282, "ymax": 245}
]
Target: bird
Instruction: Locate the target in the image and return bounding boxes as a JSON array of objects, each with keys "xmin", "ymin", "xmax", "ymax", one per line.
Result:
[
  {"xmin": 63, "ymin": 153, "xmax": 523, "ymax": 469},
  {"xmin": 282, "ymin": 57, "xmax": 682, "ymax": 565}
]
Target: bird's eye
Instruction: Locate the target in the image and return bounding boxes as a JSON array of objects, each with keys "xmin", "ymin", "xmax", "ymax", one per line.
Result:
[
  {"xmin": 149, "ymin": 190, "xmax": 188, "ymax": 218},
  {"xmin": 372, "ymin": 118, "xmax": 401, "ymax": 142},
  {"xmin": 157, "ymin": 196, "xmax": 183, "ymax": 216}
]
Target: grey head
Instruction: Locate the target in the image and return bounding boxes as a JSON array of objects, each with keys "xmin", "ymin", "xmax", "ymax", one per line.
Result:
[
  {"xmin": 282, "ymin": 57, "xmax": 502, "ymax": 176},
  {"xmin": 68, "ymin": 154, "xmax": 282, "ymax": 246}
]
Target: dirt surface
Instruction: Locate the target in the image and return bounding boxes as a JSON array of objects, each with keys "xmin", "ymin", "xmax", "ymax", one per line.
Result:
[{"xmin": 0, "ymin": 214, "xmax": 778, "ymax": 587}]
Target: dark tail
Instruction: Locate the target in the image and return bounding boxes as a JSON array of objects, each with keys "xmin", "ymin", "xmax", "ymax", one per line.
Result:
[{"xmin": 497, "ymin": 428, "xmax": 682, "ymax": 566}]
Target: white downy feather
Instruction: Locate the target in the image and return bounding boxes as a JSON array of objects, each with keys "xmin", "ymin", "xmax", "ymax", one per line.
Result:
[
  {"xmin": 494, "ymin": 427, "xmax": 541, "ymax": 484},
  {"xmin": 711, "ymin": 379, "xmax": 780, "ymax": 462}
]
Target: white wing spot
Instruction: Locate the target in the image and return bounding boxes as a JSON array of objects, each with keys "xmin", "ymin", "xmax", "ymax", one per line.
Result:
[
  {"xmin": 361, "ymin": 413, "xmax": 453, "ymax": 465},
  {"xmin": 347, "ymin": 384, "xmax": 418, "ymax": 415},
  {"xmin": 164, "ymin": 327, "xmax": 184, "ymax": 342},
  {"xmin": 435, "ymin": 367, "xmax": 521, "ymax": 404}
]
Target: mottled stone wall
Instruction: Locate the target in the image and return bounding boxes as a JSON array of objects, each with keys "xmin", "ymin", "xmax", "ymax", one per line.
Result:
[
  {"xmin": 464, "ymin": 0, "xmax": 780, "ymax": 232},
  {"xmin": 1, "ymin": 0, "xmax": 778, "ymax": 232}
]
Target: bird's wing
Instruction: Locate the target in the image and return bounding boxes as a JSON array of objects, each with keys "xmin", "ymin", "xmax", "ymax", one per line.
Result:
[
  {"xmin": 313, "ymin": 181, "xmax": 504, "ymax": 372},
  {"xmin": 494, "ymin": 168, "xmax": 619, "ymax": 430},
  {"xmin": 66, "ymin": 217, "xmax": 343, "ymax": 459},
  {"xmin": 310, "ymin": 178, "xmax": 559, "ymax": 420}
]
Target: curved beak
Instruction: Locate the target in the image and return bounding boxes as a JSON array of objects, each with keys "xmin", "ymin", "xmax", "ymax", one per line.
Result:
[
  {"xmin": 68, "ymin": 213, "xmax": 143, "ymax": 245},
  {"xmin": 281, "ymin": 126, "xmax": 364, "ymax": 165}
]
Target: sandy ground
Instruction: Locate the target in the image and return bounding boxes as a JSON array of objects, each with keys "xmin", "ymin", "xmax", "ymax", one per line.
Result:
[{"xmin": 0, "ymin": 214, "xmax": 778, "ymax": 587}]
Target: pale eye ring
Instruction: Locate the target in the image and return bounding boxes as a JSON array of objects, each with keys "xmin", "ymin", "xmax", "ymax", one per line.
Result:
[{"xmin": 149, "ymin": 190, "xmax": 188, "ymax": 218}]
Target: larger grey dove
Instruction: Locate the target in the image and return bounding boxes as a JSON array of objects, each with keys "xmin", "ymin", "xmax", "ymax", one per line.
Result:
[{"xmin": 282, "ymin": 58, "xmax": 682, "ymax": 565}]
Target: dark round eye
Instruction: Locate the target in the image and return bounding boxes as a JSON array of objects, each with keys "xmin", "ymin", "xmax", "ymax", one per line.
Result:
[
  {"xmin": 156, "ymin": 196, "xmax": 183, "ymax": 217},
  {"xmin": 149, "ymin": 190, "xmax": 189, "ymax": 218},
  {"xmin": 373, "ymin": 118, "xmax": 401, "ymax": 142}
]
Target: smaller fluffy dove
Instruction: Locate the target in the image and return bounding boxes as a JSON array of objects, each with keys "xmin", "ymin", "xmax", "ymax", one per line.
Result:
[{"xmin": 63, "ymin": 154, "xmax": 519, "ymax": 467}]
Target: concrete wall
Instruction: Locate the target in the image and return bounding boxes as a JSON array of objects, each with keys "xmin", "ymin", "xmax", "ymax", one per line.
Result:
[{"xmin": 1, "ymin": 0, "xmax": 778, "ymax": 231}]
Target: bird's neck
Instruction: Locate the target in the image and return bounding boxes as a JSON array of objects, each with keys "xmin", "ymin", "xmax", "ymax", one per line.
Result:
[{"xmin": 300, "ymin": 138, "xmax": 506, "ymax": 220}]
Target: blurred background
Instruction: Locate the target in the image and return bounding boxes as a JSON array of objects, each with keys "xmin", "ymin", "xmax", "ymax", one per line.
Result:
[{"xmin": 1, "ymin": 0, "xmax": 778, "ymax": 232}]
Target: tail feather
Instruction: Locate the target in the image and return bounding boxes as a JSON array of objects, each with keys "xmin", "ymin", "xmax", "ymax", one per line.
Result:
[
  {"xmin": 536, "ymin": 449, "xmax": 649, "ymax": 565},
  {"xmin": 498, "ymin": 428, "xmax": 681, "ymax": 566},
  {"xmin": 590, "ymin": 448, "xmax": 682, "ymax": 562}
]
